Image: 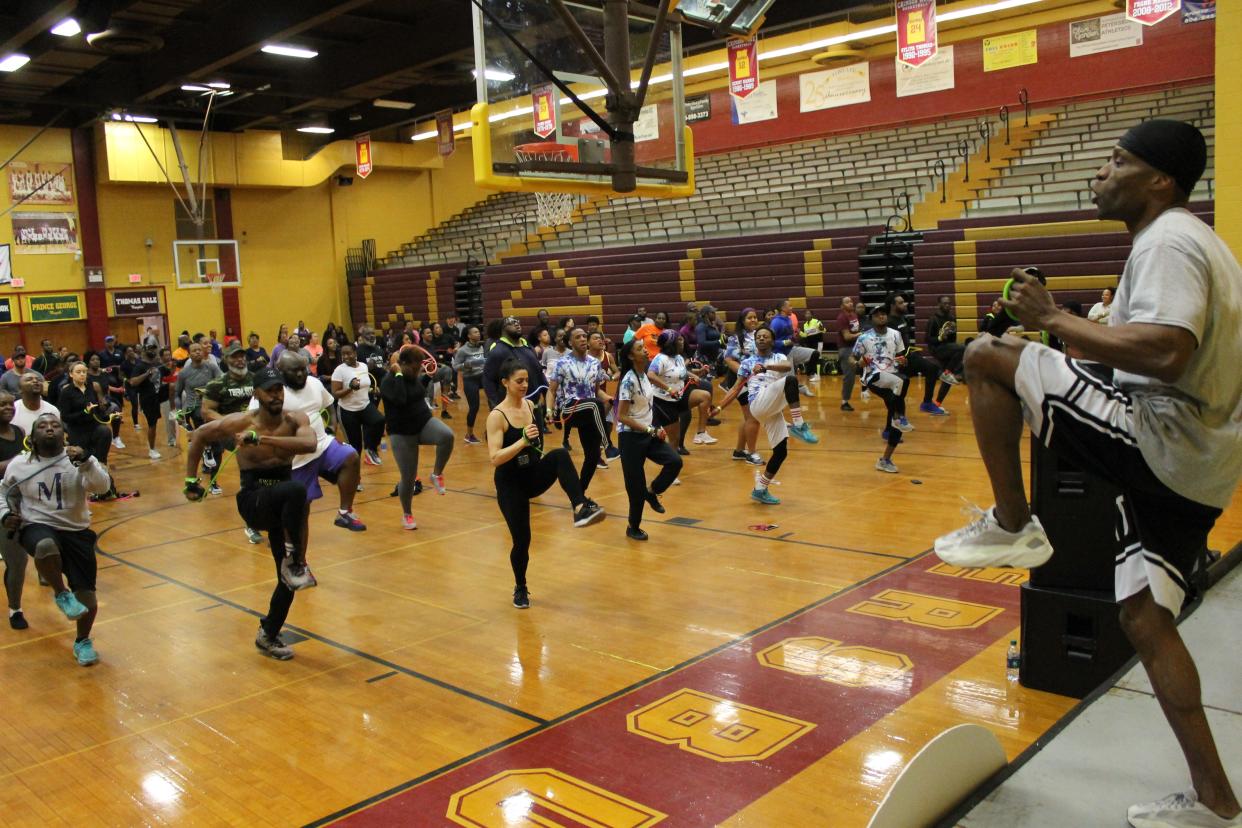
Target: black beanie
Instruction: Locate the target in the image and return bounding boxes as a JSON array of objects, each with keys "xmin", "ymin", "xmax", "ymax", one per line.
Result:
[{"xmin": 1117, "ymin": 119, "xmax": 1207, "ymax": 198}]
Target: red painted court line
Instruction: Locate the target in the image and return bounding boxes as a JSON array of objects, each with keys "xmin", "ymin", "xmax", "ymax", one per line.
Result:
[{"xmin": 333, "ymin": 556, "xmax": 1021, "ymax": 826}]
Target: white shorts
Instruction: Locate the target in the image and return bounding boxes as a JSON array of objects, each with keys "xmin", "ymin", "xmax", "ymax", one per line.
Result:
[
  {"xmin": 1014, "ymin": 344, "xmax": 1220, "ymax": 614},
  {"xmin": 748, "ymin": 377, "xmax": 789, "ymax": 449}
]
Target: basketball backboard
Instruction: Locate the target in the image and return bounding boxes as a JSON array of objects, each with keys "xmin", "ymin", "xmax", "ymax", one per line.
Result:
[
  {"xmin": 173, "ymin": 239, "xmax": 241, "ymax": 289},
  {"xmin": 471, "ymin": 0, "xmax": 695, "ymax": 198},
  {"xmin": 675, "ymin": 0, "xmax": 774, "ymax": 37}
]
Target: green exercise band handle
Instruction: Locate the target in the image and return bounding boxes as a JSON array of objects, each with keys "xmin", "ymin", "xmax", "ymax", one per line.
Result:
[{"xmin": 1002, "ymin": 267, "xmax": 1047, "ymax": 321}]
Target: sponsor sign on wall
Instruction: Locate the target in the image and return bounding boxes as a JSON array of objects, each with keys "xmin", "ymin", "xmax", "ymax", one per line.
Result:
[
  {"xmin": 0, "ymin": 297, "xmax": 11, "ymax": 324},
  {"xmin": 1070, "ymin": 14, "xmax": 1143, "ymax": 58},
  {"xmin": 7, "ymin": 162, "xmax": 73, "ymax": 205},
  {"xmin": 896, "ymin": 0, "xmax": 938, "ymax": 68},
  {"xmin": 896, "ymin": 45, "xmax": 955, "ymax": 98},
  {"xmin": 10, "ymin": 212, "xmax": 79, "ymax": 254},
  {"xmin": 728, "ymin": 38, "xmax": 759, "ymax": 99},
  {"xmin": 685, "ymin": 94, "xmax": 712, "ymax": 123},
  {"xmin": 799, "ymin": 62, "xmax": 871, "ymax": 113},
  {"xmin": 731, "ymin": 79, "xmax": 778, "ymax": 125},
  {"xmin": 1182, "ymin": 0, "xmax": 1214, "ymax": 22},
  {"xmin": 634, "ymin": 104, "xmax": 660, "ymax": 143},
  {"xmin": 26, "ymin": 293, "xmax": 84, "ymax": 322},
  {"xmin": 982, "ymin": 29, "xmax": 1039, "ymax": 72},
  {"xmin": 111, "ymin": 289, "xmax": 162, "ymax": 316}
]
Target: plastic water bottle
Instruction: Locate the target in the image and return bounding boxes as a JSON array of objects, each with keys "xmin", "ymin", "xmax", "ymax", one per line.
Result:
[{"xmin": 1006, "ymin": 640, "xmax": 1021, "ymax": 683}]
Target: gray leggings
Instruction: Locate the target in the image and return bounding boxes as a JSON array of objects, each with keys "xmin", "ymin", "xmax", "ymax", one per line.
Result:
[
  {"xmin": 1, "ymin": 533, "xmax": 27, "ymax": 610},
  {"xmin": 391, "ymin": 418, "xmax": 455, "ymax": 513}
]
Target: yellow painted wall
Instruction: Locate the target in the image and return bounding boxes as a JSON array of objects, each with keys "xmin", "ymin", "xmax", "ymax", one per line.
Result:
[
  {"xmin": 328, "ymin": 169, "xmax": 434, "ymax": 269},
  {"xmin": 428, "ymin": 147, "xmax": 491, "ymax": 227},
  {"xmin": 1217, "ymin": 7, "xmax": 1239, "ymax": 252}
]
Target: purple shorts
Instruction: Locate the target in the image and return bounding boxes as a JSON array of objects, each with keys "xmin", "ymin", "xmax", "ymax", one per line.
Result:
[{"xmin": 291, "ymin": 439, "xmax": 356, "ymax": 501}]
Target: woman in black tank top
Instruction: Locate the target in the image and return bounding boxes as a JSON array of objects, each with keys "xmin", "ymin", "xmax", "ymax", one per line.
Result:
[{"xmin": 486, "ymin": 358, "xmax": 604, "ymax": 609}]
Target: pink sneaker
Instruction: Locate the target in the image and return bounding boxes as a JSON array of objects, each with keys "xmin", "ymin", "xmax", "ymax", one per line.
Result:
[
  {"xmin": 430, "ymin": 473, "xmax": 446, "ymax": 495},
  {"xmin": 401, "ymin": 514, "xmax": 417, "ymax": 530}
]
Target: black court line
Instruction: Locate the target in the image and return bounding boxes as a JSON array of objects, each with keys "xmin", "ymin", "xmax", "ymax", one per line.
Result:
[
  {"xmin": 366, "ymin": 671, "xmax": 398, "ymax": 684},
  {"xmin": 777, "ymin": 531, "xmax": 793, "ymax": 539},
  {"xmin": 448, "ymin": 487, "xmax": 907, "ymax": 561},
  {"xmin": 141, "ymin": 582, "xmax": 167, "ymax": 589},
  {"xmin": 195, "ymin": 603, "xmax": 222, "ymax": 612},
  {"xmin": 304, "ymin": 549, "xmax": 928, "ymax": 827},
  {"xmin": 97, "ymin": 563, "xmax": 120, "ymax": 571}
]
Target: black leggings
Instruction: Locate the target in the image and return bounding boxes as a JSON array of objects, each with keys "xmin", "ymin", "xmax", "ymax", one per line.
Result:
[
  {"xmin": 765, "ymin": 438, "xmax": 788, "ymax": 478},
  {"xmin": 340, "ymin": 402, "xmax": 385, "ymax": 454},
  {"xmin": 463, "ymin": 374, "xmax": 483, "ymax": 430},
  {"xmin": 69, "ymin": 423, "xmax": 112, "ymax": 465},
  {"xmin": 868, "ymin": 374, "xmax": 910, "ymax": 448},
  {"xmin": 618, "ymin": 431, "xmax": 682, "ymax": 530},
  {"xmin": 932, "ymin": 343, "xmax": 965, "ymax": 375},
  {"xmin": 495, "ymin": 448, "xmax": 584, "ymax": 586},
  {"xmin": 565, "ymin": 399, "xmax": 606, "ymax": 493},
  {"xmin": 907, "ymin": 351, "xmax": 950, "ymax": 405},
  {"xmin": 237, "ymin": 477, "xmax": 309, "ymax": 637}
]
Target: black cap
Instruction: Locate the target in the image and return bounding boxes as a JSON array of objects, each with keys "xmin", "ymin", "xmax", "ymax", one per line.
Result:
[
  {"xmin": 253, "ymin": 367, "xmax": 284, "ymax": 390},
  {"xmin": 1118, "ymin": 119, "xmax": 1207, "ymax": 197},
  {"xmin": 222, "ymin": 341, "xmax": 245, "ymax": 357}
]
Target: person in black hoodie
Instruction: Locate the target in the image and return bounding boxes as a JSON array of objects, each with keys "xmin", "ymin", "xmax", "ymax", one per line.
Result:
[
  {"xmin": 483, "ymin": 316, "xmax": 546, "ymax": 408},
  {"xmin": 57, "ymin": 361, "xmax": 124, "ymax": 501}
]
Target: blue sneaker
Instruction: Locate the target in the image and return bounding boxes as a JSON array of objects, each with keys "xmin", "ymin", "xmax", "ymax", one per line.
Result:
[
  {"xmin": 54, "ymin": 590, "xmax": 88, "ymax": 620},
  {"xmin": 789, "ymin": 422, "xmax": 820, "ymax": 444},
  {"xmin": 894, "ymin": 416, "xmax": 914, "ymax": 433},
  {"xmin": 919, "ymin": 402, "xmax": 949, "ymax": 416},
  {"xmin": 875, "ymin": 457, "xmax": 899, "ymax": 474},
  {"xmin": 751, "ymin": 487, "xmax": 781, "ymax": 505},
  {"xmin": 73, "ymin": 637, "xmax": 99, "ymax": 666}
]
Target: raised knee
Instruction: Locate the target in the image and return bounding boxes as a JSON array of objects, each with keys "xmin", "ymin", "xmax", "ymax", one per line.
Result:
[{"xmin": 34, "ymin": 538, "xmax": 60, "ymax": 561}]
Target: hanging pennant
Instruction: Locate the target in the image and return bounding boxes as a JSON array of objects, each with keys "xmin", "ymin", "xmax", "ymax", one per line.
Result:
[
  {"xmin": 436, "ymin": 110, "xmax": 455, "ymax": 157},
  {"xmin": 728, "ymin": 38, "xmax": 759, "ymax": 99},
  {"xmin": 896, "ymin": 0, "xmax": 938, "ymax": 68},
  {"xmin": 532, "ymin": 84, "xmax": 557, "ymax": 139},
  {"xmin": 355, "ymin": 134, "xmax": 373, "ymax": 179},
  {"xmin": 1126, "ymin": 0, "xmax": 1180, "ymax": 25}
]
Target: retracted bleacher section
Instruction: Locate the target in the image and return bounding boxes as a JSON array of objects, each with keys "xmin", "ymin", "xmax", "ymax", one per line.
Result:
[{"xmin": 349, "ymin": 263, "xmax": 464, "ymax": 333}]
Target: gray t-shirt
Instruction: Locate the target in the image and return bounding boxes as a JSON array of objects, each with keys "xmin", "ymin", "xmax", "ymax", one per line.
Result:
[{"xmin": 1113, "ymin": 207, "xmax": 1242, "ymax": 508}]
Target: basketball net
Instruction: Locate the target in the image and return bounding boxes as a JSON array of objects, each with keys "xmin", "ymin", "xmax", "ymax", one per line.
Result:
[
  {"xmin": 514, "ymin": 143, "xmax": 580, "ymax": 228},
  {"xmin": 206, "ymin": 272, "xmax": 225, "ymax": 294}
]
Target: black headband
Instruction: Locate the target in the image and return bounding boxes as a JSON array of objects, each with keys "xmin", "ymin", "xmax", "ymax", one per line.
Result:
[{"xmin": 1117, "ymin": 119, "xmax": 1207, "ymax": 198}]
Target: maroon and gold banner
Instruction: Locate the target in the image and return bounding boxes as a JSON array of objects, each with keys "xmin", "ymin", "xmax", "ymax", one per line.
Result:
[
  {"xmin": 1126, "ymin": 0, "xmax": 1180, "ymax": 25},
  {"xmin": 896, "ymin": 0, "xmax": 938, "ymax": 68},
  {"xmin": 436, "ymin": 110, "xmax": 455, "ymax": 157},
  {"xmin": 532, "ymin": 84, "xmax": 557, "ymax": 139},
  {"xmin": 728, "ymin": 38, "xmax": 759, "ymax": 99},
  {"xmin": 355, "ymin": 134, "xmax": 373, "ymax": 179}
]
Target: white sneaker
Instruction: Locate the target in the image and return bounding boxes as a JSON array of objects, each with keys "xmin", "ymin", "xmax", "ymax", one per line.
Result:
[
  {"xmin": 1128, "ymin": 791, "xmax": 1242, "ymax": 828},
  {"xmin": 799, "ymin": 384, "xmax": 815, "ymax": 397},
  {"xmin": 861, "ymin": 389, "xmax": 872, "ymax": 401},
  {"xmin": 112, "ymin": 437, "xmax": 126, "ymax": 449},
  {"xmin": 692, "ymin": 431, "xmax": 718, "ymax": 444},
  {"xmin": 809, "ymin": 373, "xmax": 820, "ymax": 383},
  {"xmin": 672, "ymin": 478, "xmax": 681, "ymax": 486},
  {"xmin": 147, "ymin": 449, "xmax": 160, "ymax": 460},
  {"xmin": 934, "ymin": 503, "xmax": 1054, "ymax": 569}
]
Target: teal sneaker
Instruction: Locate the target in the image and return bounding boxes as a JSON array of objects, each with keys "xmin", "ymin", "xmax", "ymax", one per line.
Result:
[
  {"xmin": 751, "ymin": 487, "xmax": 781, "ymax": 505},
  {"xmin": 73, "ymin": 638, "xmax": 99, "ymax": 666},
  {"xmin": 54, "ymin": 590, "xmax": 88, "ymax": 620},
  {"xmin": 789, "ymin": 423, "xmax": 820, "ymax": 444}
]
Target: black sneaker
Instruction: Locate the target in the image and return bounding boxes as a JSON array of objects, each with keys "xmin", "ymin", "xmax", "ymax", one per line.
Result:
[
  {"xmin": 255, "ymin": 627, "xmax": 294, "ymax": 660},
  {"xmin": 440, "ymin": 410, "xmax": 452, "ymax": 420},
  {"xmin": 605, "ymin": 446, "xmax": 620, "ymax": 459},
  {"xmin": 841, "ymin": 402, "xmax": 855, "ymax": 412},
  {"xmin": 644, "ymin": 490, "xmax": 665, "ymax": 514},
  {"xmin": 9, "ymin": 612, "xmax": 28, "ymax": 630},
  {"xmin": 573, "ymin": 499, "xmax": 605, "ymax": 527},
  {"xmin": 676, "ymin": 446, "xmax": 690, "ymax": 456},
  {"xmin": 512, "ymin": 585, "xmax": 530, "ymax": 609},
  {"xmin": 731, "ymin": 450, "xmax": 749, "ymax": 461},
  {"xmin": 707, "ymin": 417, "xmax": 722, "ymax": 426},
  {"xmin": 626, "ymin": 526, "xmax": 649, "ymax": 541},
  {"xmin": 448, "ymin": 392, "xmax": 461, "ymax": 401}
]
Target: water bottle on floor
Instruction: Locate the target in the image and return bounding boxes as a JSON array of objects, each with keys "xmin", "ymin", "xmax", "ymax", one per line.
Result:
[{"xmin": 1006, "ymin": 640, "xmax": 1021, "ymax": 683}]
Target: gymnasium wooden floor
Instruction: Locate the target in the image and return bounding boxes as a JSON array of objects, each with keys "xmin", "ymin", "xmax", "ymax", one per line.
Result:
[{"xmin": 1, "ymin": 375, "xmax": 1237, "ymax": 827}]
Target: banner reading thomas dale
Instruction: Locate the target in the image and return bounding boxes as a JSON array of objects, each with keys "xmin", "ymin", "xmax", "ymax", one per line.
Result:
[
  {"xmin": 1127, "ymin": 0, "xmax": 1180, "ymax": 25},
  {"xmin": 896, "ymin": 0, "xmax": 937, "ymax": 68},
  {"xmin": 8, "ymin": 162, "xmax": 74, "ymax": 206},
  {"xmin": 11, "ymin": 212, "xmax": 78, "ymax": 254},
  {"xmin": 728, "ymin": 38, "xmax": 759, "ymax": 99}
]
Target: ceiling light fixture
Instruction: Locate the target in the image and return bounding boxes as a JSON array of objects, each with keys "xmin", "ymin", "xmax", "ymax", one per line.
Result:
[
  {"xmin": 111, "ymin": 113, "xmax": 159, "ymax": 123},
  {"xmin": 373, "ymin": 98, "xmax": 416, "ymax": 110},
  {"xmin": 181, "ymin": 84, "xmax": 211, "ymax": 92},
  {"xmin": 206, "ymin": 81, "xmax": 230, "ymax": 89},
  {"xmin": 51, "ymin": 18, "xmax": 82, "ymax": 37},
  {"xmin": 472, "ymin": 68, "xmax": 516, "ymax": 83},
  {"xmin": 297, "ymin": 126, "xmax": 335, "ymax": 134},
  {"xmin": 0, "ymin": 54, "xmax": 31, "ymax": 72},
  {"xmin": 261, "ymin": 44, "xmax": 318, "ymax": 59}
]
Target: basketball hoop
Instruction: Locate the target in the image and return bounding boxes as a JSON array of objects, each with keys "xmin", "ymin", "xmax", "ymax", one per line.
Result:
[
  {"xmin": 514, "ymin": 142, "xmax": 581, "ymax": 228},
  {"xmin": 205, "ymin": 272, "xmax": 225, "ymax": 294}
]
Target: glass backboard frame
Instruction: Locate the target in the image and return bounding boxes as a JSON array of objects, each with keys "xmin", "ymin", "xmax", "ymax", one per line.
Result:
[
  {"xmin": 674, "ymin": 0, "xmax": 774, "ymax": 37},
  {"xmin": 173, "ymin": 239, "xmax": 241, "ymax": 289}
]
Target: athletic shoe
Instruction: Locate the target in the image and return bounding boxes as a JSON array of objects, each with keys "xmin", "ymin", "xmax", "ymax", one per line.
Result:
[
  {"xmin": 440, "ymin": 410, "xmax": 452, "ymax": 420},
  {"xmin": 209, "ymin": 482, "xmax": 223, "ymax": 496},
  {"xmin": 875, "ymin": 457, "xmax": 899, "ymax": 474},
  {"xmin": 672, "ymin": 478, "xmax": 681, "ymax": 485},
  {"xmin": 356, "ymin": 484, "xmax": 364, "ymax": 493},
  {"xmin": 512, "ymin": 586, "xmax": 531, "ymax": 609},
  {"xmin": 9, "ymin": 612, "xmax": 28, "ymax": 630},
  {"xmin": 448, "ymin": 392, "xmax": 461, "ymax": 401},
  {"xmin": 644, "ymin": 490, "xmax": 665, "ymax": 514},
  {"xmin": 1127, "ymin": 791, "xmax": 1242, "ymax": 828},
  {"xmin": 364, "ymin": 449, "xmax": 382, "ymax": 466},
  {"xmin": 707, "ymin": 417, "xmax": 722, "ymax": 426},
  {"xmin": 840, "ymin": 402, "xmax": 854, "ymax": 411},
  {"xmin": 626, "ymin": 526, "xmax": 649, "ymax": 541},
  {"xmin": 745, "ymin": 453, "xmax": 764, "ymax": 466},
  {"xmin": 789, "ymin": 423, "xmax": 820, "ymax": 444},
  {"xmin": 596, "ymin": 459, "xmax": 609, "ymax": 469},
  {"xmin": 255, "ymin": 627, "xmax": 294, "ymax": 660},
  {"xmin": 73, "ymin": 638, "xmax": 99, "ymax": 666},
  {"xmin": 464, "ymin": 434, "xmax": 481, "ymax": 445},
  {"xmin": 166, "ymin": 439, "xmax": 177, "ymax": 447},
  {"xmin": 605, "ymin": 445, "xmax": 620, "ymax": 459},
  {"xmin": 939, "ymin": 371, "xmax": 962, "ymax": 387},
  {"xmin": 692, "ymin": 431, "xmax": 718, "ymax": 444},
  {"xmin": 731, "ymin": 449, "xmax": 750, "ymax": 461},
  {"xmin": 147, "ymin": 448, "xmax": 160, "ymax": 460},
  {"xmin": 402, "ymin": 514, "xmax": 417, "ymax": 530},
  {"xmin": 54, "ymin": 590, "xmax": 89, "ymax": 620},
  {"xmin": 573, "ymin": 499, "xmax": 605, "ymax": 527},
  {"xmin": 861, "ymin": 389, "xmax": 872, "ymax": 401},
  {"xmin": 202, "ymin": 450, "xmax": 217, "ymax": 470},
  {"xmin": 134, "ymin": 423, "xmax": 141, "ymax": 431},
  {"xmin": 429, "ymin": 473, "xmax": 446, "ymax": 495},
  {"xmin": 919, "ymin": 402, "xmax": 949, "ymax": 416},
  {"xmin": 799, "ymin": 384, "xmax": 815, "ymax": 397},
  {"xmin": 676, "ymin": 446, "xmax": 690, "ymax": 456},
  {"xmin": 244, "ymin": 527, "xmax": 263, "ymax": 545},
  {"xmin": 334, "ymin": 512, "xmax": 366, "ymax": 531},
  {"xmin": 279, "ymin": 557, "xmax": 318, "ymax": 590},
  {"xmin": 112, "ymin": 437, "xmax": 126, "ymax": 450},
  {"xmin": 894, "ymin": 416, "xmax": 914, "ymax": 432},
  {"xmin": 934, "ymin": 504, "xmax": 1054, "ymax": 569},
  {"xmin": 751, "ymin": 487, "xmax": 781, "ymax": 505}
]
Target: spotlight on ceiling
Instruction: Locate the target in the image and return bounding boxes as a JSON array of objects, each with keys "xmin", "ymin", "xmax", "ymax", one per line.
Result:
[
  {"xmin": 51, "ymin": 18, "xmax": 82, "ymax": 37},
  {"xmin": 0, "ymin": 54, "xmax": 31, "ymax": 72}
]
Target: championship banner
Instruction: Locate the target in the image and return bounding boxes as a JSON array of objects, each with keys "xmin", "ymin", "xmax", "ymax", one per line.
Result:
[
  {"xmin": 10, "ymin": 211, "xmax": 78, "ymax": 254},
  {"xmin": 728, "ymin": 38, "xmax": 759, "ymax": 99},
  {"xmin": 1126, "ymin": 0, "xmax": 1180, "ymax": 25},
  {"xmin": 532, "ymin": 84, "xmax": 557, "ymax": 139},
  {"xmin": 7, "ymin": 162, "xmax": 73, "ymax": 206},
  {"xmin": 896, "ymin": 0, "xmax": 937, "ymax": 68},
  {"xmin": 436, "ymin": 110, "xmax": 455, "ymax": 157},
  {"xmin": 355, "ymin": 134, "xmax": 373, "ymax": 179}
]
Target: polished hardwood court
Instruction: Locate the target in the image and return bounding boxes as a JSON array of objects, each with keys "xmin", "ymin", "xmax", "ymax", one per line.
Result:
[{"xmin": 1, "ymin": 376, "xmax": 1237, "ymax": 827}]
